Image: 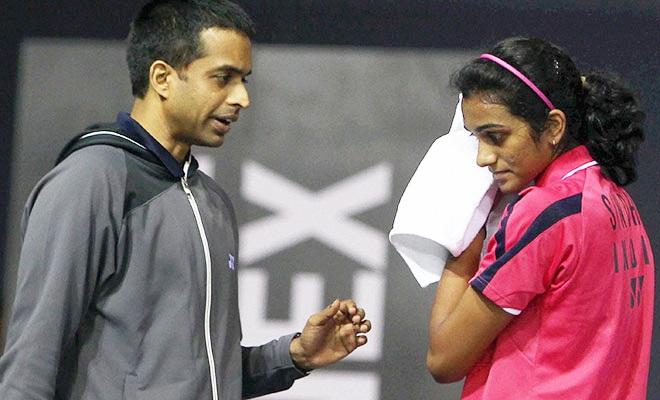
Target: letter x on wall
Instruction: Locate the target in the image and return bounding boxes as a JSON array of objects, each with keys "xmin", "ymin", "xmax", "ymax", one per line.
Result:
[{"xmin": 239, "ymin": 161, "xmax": 392, "ymax": 270}]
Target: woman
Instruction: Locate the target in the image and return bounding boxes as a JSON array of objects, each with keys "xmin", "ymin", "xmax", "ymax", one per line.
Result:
[{"xmin": 426, "ymin": 37, "xmax": 653, "ymax": 399}]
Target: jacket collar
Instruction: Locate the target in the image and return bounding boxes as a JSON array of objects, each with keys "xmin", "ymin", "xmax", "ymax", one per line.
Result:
[{"xmin": 116, "ymin": 112, "xmax": 187, "ymax": 179}]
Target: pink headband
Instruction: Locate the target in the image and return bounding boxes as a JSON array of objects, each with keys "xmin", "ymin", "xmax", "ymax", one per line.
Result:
[{"xmin": 479, "ymin": 53, "xmax": 556, "ymax": 110}]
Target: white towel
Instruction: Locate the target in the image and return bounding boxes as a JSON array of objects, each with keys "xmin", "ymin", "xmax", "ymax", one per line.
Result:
[{"xmin": 389, "ymin": 95, "xmax": 497, "ymax": 287}]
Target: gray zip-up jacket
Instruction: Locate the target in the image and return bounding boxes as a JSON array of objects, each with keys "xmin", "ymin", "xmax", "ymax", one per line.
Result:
[{"xmin": 0, "ymin": 125, "xmax": 306, "ymax": 399}]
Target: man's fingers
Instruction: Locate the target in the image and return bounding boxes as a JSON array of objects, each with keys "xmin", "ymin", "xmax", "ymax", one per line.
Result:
[
  {"xmin": 308, "ymin": 299, "xmax": 340, "ymax": 325},
  {"xmin": 337, "ymin": 318, "xmax": 371, "ymax": 350},
  {"xmin": 338, "ymin": 299, "xmax": 360, "ymax": 316},
  {"xmin": 351, "ymin": 308, "xmax": 366, "ymax": 324},
  {"xmin": 337, "ymin": 300, "xmax": 368, "ymax": 325},
  {"xmin": 339, "ymin": 321, "xmax": 358, "ymax": 336},
  {"xmin": 358, "ymin": 319, "xmax": 371, "ymax": 333},
  {"xmin": 339, "ymin": 322, "xmax": 359, "ymax": 348},
  {"xmin": 313, "ymin": 299, "xmax": 367, "ymax": 327}
]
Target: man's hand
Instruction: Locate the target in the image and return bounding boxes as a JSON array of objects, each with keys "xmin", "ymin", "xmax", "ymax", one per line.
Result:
[{"xmin": 289, "ymin": 299, "xmax": 371, "ymax": 371}]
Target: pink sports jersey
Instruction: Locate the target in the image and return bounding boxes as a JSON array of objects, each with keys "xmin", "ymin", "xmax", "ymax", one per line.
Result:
[{"xmin": 464, "ymin": 145, "xmax": 654, "ymax": 399}]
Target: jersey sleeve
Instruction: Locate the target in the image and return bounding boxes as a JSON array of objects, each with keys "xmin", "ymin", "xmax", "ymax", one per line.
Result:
[{"xmin": 470, "ymin": 190, "xmax": 583, "ymax": 314}]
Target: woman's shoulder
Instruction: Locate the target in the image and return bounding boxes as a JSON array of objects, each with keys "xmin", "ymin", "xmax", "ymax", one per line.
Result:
[{"xmin": 506, "ymin": 180, "xmax": 584, "ymax": 231}]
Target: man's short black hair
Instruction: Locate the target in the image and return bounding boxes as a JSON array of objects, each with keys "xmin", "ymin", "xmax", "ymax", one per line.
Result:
[{"xmin": 127, "ymin": 0, "xmax": 256, "ymax": 98}]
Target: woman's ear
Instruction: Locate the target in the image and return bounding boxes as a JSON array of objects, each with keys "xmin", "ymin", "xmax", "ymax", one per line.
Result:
[{"xmin": 544, "ymin": 109, "xmax": 567, "ymax": 147}]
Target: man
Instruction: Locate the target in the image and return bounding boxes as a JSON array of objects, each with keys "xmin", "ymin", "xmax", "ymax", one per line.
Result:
[{"xmin": 0, "ymin": 1, "xmax": 371, "ymax": 399}]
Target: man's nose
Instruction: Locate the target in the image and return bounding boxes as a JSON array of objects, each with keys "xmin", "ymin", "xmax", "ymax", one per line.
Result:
[{"xmin": 228, "ymin": 82, "xmax": 250, "ymax": 109}]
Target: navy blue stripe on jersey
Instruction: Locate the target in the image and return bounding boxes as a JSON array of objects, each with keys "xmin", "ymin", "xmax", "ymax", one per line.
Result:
[
  {"xmin": 494, "ymin": 194, "xmax": 522, "ymax": 258},
  {"xmin": 472, "ymin": 193, "xmax": 583, "ymax": 293}
]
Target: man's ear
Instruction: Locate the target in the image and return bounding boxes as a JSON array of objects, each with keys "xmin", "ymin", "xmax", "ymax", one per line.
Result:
[
  {"xmin": 149, "ymin": 60, "xmax": 174, "ymax": 99},
  {"xmin": 544, "ymin": 109, "xmax": 567, "ymax": 146}
]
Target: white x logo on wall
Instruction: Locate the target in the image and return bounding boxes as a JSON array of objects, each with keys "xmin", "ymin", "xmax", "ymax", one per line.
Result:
[{"xmin": 239, "ymin": 161, "xmax": 392, "ymax": 270}]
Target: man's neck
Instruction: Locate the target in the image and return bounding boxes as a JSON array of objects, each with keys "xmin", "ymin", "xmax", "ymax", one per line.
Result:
[{"xmin": 130, "ymin": 98, "xmax": 190, "ymax": 162}]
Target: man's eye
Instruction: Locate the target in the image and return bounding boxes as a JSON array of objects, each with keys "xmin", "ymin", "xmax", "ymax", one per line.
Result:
[{"xmin": 215, "ymin": 75, "xmax": 231, "ymax": 84}]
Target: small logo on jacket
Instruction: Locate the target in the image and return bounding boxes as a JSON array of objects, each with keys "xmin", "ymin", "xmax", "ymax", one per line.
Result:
[{"xmin": 228, "ymin": 254, "xmax": 236, "ymax": 271}]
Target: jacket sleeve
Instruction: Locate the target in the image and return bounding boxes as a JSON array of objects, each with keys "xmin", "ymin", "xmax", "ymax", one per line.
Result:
[
  {"xmin": 0, "ymin": 148, "xmax": 124, "ymax": 399},
  {"xmin": 241, "ymin": 333, "xmax": 308, "ymax": 399}
]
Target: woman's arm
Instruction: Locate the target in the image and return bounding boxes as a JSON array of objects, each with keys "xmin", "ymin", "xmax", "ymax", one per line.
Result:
[{"xmin": 426, "ymin": 228, "xmax": 513, "ymax": 383}]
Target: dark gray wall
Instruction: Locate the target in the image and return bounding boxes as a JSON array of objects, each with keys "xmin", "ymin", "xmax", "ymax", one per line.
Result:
[{"xmin": 1, "ymin": 1, "xmax": 658, "ymax": 399}]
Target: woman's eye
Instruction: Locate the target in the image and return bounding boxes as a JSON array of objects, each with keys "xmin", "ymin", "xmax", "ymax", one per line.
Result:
[{"xmin": 486, "ymin": 132, "xmax": 503, "ymax": 144}]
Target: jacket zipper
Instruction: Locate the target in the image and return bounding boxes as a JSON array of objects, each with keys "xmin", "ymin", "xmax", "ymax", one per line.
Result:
[{"xmin": 182, "ymin": 159, "xmax": 219, "ymax": 400}]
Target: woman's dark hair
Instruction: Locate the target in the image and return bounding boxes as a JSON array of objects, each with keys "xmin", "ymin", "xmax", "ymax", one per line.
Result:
[
  {"xmin": 127, "ymin": 0, "xmax": 256, "ymax": 98},
  {"xmin": 452, "ymin": 37, "xmax": 645, "ymax": 186}
]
